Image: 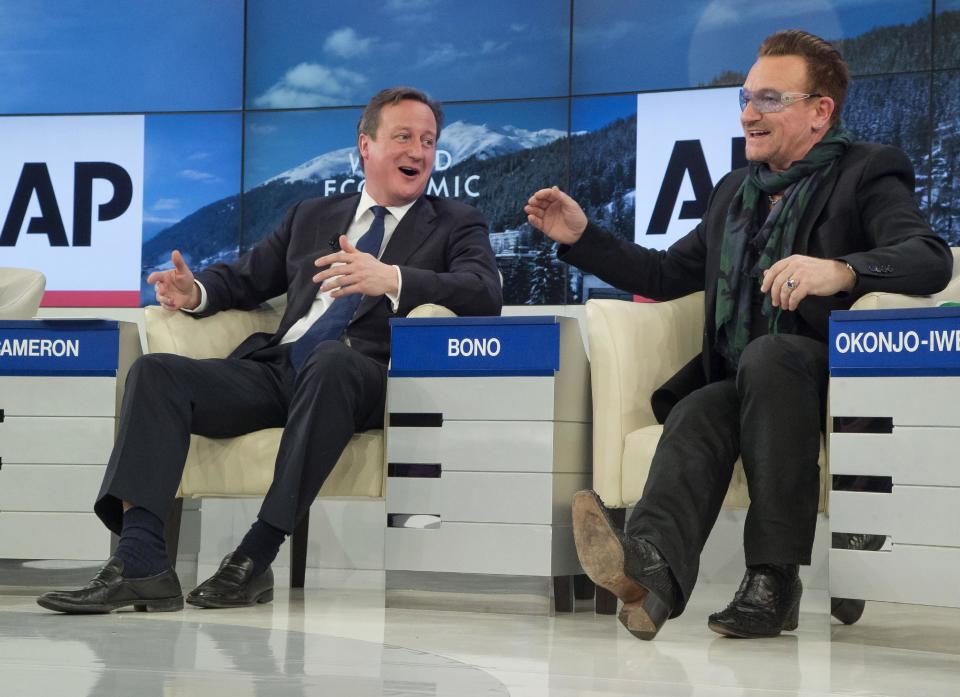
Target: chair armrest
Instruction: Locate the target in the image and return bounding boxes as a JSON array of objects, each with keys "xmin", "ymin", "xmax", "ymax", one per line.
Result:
[
  {"xmin": 0, "ymin": 268, "xmax": 46, "ymax": 320},
  {"xmin": 407, "ymin": 303, "xmax": 456, "ymax": 318},
  {"xmin": 851, "ymin": 293, "xmax": 948, "ymax": 311},
  {"xmin": 145, "ymin": 303, "xmax": 282, "ymax": 359},
  {"xmin": 586, "ymin": 293, "xmax": 704, "ymax": 506}
]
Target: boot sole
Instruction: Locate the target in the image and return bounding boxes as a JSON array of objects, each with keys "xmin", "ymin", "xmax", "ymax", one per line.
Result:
[
  {"xmin": 37, "ymin": 594, "xmax": 184, "ymax": 614},
  {"xmin": 185, "ymin": 587, "xmax": 274, "ymax": 609},
  {"xmin": 572, "ymin": 490, "xmax": 670, "ymax": 640}
]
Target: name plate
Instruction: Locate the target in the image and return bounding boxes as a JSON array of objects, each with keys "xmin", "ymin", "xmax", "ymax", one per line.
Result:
[
  {"xmin": 829, "ymin": 307, "xmax": 960, "ymax": 376},
  {"xmin": 0, "ymin": 319, "xmax": 120, "ymax": 376},
  {"xmin": 389, "ymin": 316, "xmax": 561, "ymax": 377}
]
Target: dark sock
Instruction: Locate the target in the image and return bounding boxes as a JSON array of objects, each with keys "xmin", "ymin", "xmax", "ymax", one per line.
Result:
[
  {"xmin": 237, "ymin": 518, "xmax": 287, "ymax": 575},
  {"xmin": 114, "ymin": 506, "xmax": 169, "ymax": 578}
]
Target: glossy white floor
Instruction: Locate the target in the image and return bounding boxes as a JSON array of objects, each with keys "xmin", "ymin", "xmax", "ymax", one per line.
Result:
[{"xmin": 2, "ymin": 566, "xmax": 959, "ymax": 697}]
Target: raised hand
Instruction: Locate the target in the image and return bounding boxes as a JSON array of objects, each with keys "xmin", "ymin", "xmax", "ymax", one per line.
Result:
[
  {"xmin": 524, "ymin": 186, "xmax": 588, "ymax": 245},
  {"xmin": 312, "ymin": 235, "xmax": 399, "ymax": 298},
  {"xmin": 146, "ymin": 250, "xmax": 200, "ymax": 311}
]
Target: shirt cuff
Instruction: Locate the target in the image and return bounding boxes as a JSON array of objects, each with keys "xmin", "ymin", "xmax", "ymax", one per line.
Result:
[
  {"xmin": 180, "ymin": 280, "xmax": 208, "ymax": 314},
  {"xmin": 385, "ymin": 266, "xmax": 402, "ymax": 312}
]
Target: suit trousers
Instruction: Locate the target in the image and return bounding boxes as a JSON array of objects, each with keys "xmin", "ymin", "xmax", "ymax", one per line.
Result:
[
  {"xmin": 94, "ymin": 340, "xmax": 388, "ymax": 536},
  {"xmin": 625, "ymin": 334, "xmax": 828, "ymax": 613}
]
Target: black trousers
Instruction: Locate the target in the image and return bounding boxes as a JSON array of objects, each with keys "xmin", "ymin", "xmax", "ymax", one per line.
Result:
[
  {"xmin": 626, "ymin": 334, "xmax": 828, "ymax": 613},
  {"xmin": 94, "ymin": 340, "xmax": 388, "ymax": 536}
]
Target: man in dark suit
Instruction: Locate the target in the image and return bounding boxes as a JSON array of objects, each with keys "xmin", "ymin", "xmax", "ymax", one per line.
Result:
[
  {"xmin": 525, "ymin": 30, "xmax": 952, "ymax": 640},
  {"xmin": 38, "ymin": 86, "xmax": 502, "ymax": 614}
]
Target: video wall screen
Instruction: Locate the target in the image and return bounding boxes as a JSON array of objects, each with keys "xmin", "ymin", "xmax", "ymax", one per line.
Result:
[
  {"xmin": 0, "ymin": 1, "xmax": 243, "ymax": 115},
  {"xmin": 572, "ymin": 0, "xmax": 932, "ymax": 94},
  {"xmin": 246, "ymin": 0, "xmax": 570, "ymax": 105},
  {"xmin": 937, "ymin": 0, "xmax": 960, "ymax": 70},
  {"xmin": 2, "ymin": 0, "xmax": 957, "ymax": 307},
  {"xmin": 141, "ymin": 114, "xmax": 243, "ymax": 305}
]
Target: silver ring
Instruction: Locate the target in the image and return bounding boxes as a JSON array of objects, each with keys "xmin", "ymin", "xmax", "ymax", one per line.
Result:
[{"xmin": 786, "ymin": 277, "xmax": 798, "ymax": 290}]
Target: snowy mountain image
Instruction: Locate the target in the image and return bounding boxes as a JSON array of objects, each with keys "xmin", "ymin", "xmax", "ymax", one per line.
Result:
[
  {"xmin": 262, "ymin": 121, "xmax": 569, "ymax": 187},
  {"xmin": 264, "ymin": 146, "xmax": 358, "ymax": 185},
  {"xmin": 437, "ymin": 121, "xmax": 568, "ymax": 165}
]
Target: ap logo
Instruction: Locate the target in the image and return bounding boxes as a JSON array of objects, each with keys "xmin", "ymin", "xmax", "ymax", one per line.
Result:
[{"xmin": 634, "ymin": 87, "xmax": 746, "ymax": 250}]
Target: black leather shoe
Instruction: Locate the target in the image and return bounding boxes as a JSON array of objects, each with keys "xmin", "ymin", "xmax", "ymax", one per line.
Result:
[
  {"xmin": 572, "ymin": 490, "xmax": 679, "ymax": 640},
  {"xmin": 36, "ymin": 557, "xmax": 183, "ymax": 614},
  {"xmin": 829, "ymin": 532, "xmax": 885, "ymax": 625},
  {"xmin": 831, "ymin": 597, "xmax": 865, "ymax": 625},
  {"xmin": 708, "ymin": 564, "xmax": 802, "ymax": 638},
  {"xmin": 186, "ymin": 551, "xmax": 274, "ymax": 609}
]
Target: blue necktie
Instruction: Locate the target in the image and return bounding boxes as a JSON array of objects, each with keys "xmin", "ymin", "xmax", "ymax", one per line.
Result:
[{"xmin": 290, "ymin": 206, "xmax": 388, "ymax": 371}]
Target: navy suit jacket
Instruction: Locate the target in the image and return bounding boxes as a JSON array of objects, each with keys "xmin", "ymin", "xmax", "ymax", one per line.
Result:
[{"xmin": 194, "ymin": 193, "xmax": 503, "ymax": 365}]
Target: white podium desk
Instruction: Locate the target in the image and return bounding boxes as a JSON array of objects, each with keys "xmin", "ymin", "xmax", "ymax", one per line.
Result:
[
  {"xmin": 384, "ymin": 315, "xmax": 591, "ymax": 614},
  {"xmin": 0, "ymin": 319, "xmax": 140, "ymax": 560},
  {"xmin": 829, "ymin": 307, "xmax": 960, "ymax": 608}
]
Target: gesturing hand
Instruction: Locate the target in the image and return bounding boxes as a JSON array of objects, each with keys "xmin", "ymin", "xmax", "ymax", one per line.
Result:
[
  {"xmin": 146, "ymin": 250, "xmax": 200, "ymax": 311},
  {"xmin": 312, "ymin": 235, "xmax": 398, "ymax": 298},
  {"xmin": 761, "ymin": 254, "xmax": 856, "ymax": 312},
  {"xmin": 524, "ymin": 186, "xmax": 588, "ymax": 245}
]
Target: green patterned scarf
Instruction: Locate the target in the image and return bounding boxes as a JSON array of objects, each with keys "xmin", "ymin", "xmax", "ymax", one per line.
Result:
[{"xmin": 714, "ymin": 126, "xmax": 853, "ymax": 366}]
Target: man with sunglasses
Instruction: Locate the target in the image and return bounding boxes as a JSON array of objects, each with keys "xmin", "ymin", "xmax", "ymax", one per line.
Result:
[{"xmin": 526, "ymin": 30, "xmax": 951, "ymax": 640}]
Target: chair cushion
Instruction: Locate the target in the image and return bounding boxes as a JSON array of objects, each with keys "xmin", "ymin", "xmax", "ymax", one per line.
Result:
[
  {"xmin": 177, "ymin": 429, "xmax": 384, "ymax": 499},
  {"xmin": 621, "ymin": 425, "xmax": 828, "ymax": 511}
]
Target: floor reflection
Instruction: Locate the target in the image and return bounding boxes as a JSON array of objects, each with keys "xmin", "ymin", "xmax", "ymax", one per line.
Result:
[
  {"xmin": 1, "ymin": 611, "xmax": 510, "ymax": 697},
  {"xmin": 3, "ymin": 580, "xmax": 960, "ymax": 697}
]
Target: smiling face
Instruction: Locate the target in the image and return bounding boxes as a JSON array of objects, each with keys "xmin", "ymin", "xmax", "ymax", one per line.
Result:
[
  {"xmin": 741, "ymin": 55, "xmax": 834, "ymax": 171},
  {"xmin": 358, "ymin": 99, "xmax": 437, "ymax": 207}
]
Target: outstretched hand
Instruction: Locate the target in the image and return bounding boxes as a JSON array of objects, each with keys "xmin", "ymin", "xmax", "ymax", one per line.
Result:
[
  {"xmin": 312, "ymin": 235, "xmax": 398, "ymax": 298},
  {"xmin": 146, "ymin": 250, "xmax": 200, "ymax": 311},
  {"xmin": 524, "ymin": 186, "xmax": 588, "ymax": 245}
]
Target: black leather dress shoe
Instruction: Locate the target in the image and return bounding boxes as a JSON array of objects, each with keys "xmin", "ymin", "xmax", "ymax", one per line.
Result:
[
  {"xmin": 36, "ymin": 557, "xmax": 183, "ymax": 614},
  {"xmin": 831, "ymin": 597, "xmax": 865, "ymax": 625},
  {"xmin": 187, "ymin": 551, "xmax": 274, "ymax": 609},
  {"xmin": 708, "ymin": 564, "xmax": 802, "ymax": 638},
  {"xmin": 572, "ymin": 490, "xmax": 680, "ymax": 640},
  {"xmin": 830, "ymin": 533, "xmax": 885, "ymax": 625}
]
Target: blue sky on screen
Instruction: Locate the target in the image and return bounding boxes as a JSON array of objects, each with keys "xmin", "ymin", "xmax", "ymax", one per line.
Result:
[
  {"xmin": 243, "ymin": 99, "xmax": 569, "ymax": 190},
  {"xmin": 0, "ymin": 0, "xmax": 242, "ymax": 114},
  {"xmin": 143, "ymin": 114, "xmax": 242, "ymax": 239},
  {"xmin": 245, "ymin": 0, "xmax": 569, "ymax": 108},
  {"xmin": 573, "ymin": 0, "xmax": 933, "ymax": 94},
  {"xmin": 443, "ymin": 100, "xmax": 568, "ymax": 135},
  {"xmin": 571, "ymin": 94, "xmax": 636, "ymax": 133}
]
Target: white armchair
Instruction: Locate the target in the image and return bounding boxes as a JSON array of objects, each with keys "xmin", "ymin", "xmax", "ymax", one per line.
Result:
[
  {"xmin": 0, "ymin": 268, "xmax": 46, "ymax": 319},
  {"xmin": 586, "ymin": 247, "xmax": 960, "ymax": 512},
  {"xmin": 144, "ymin": 299, "xmax": 454, "ymax": 585}
]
